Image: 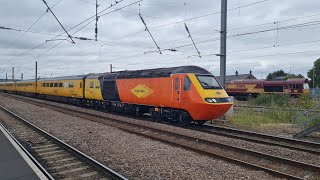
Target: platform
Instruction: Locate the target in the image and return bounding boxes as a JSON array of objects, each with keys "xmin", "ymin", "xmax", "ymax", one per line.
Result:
[{"xmin": 0, "ymin": 125, "xmax": 47, "ymax": 180}]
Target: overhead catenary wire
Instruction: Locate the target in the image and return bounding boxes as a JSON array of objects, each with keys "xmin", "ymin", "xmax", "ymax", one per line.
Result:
[
  {"xmin": 3, "ymin": 0, "xmax": 318, "ymax": 77},
  {"xmin": 98, "ymin": 17, "xmax": 320, "ymax": 63},
  {"xmin": 0, "ymin": 0, "xmax": 63, "ymax": 57},
  {"xmin": 139, "ymin": 12, "xmax": 162, "ymax": 55},
  {"xmin": 11, "ymin": 0, "xmax": 143, "ymax": 72},
  {"xmin": 41, "ymin": 0, "xmax": 75, "ymax": 44},
  {"xmin": 1, "ymin": 0, "xmax": 137, "ymax": 73},
  {"xmin": 1, "ymin": 0, "xmax": 267, "ymax": 71},
  {"xmin": 184, "ymin": 23, "xmax": 201, "ymax": 58}
]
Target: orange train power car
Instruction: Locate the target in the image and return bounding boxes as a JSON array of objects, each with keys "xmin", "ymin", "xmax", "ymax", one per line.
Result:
[{"xmin": 0, "ymin": 66, "xmax": 233, "ymax": 125}]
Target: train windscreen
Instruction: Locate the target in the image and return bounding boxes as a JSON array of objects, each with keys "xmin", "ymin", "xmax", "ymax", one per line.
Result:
[{"xmin": 196, "ymin": 75, "xmax": 222, "ymax": 89}]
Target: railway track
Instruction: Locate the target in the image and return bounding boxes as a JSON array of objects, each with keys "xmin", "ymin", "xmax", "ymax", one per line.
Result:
[
  {"xmin": 234, "ymin": 104, "xmax": 320, "ymax": 113},
  {"xmin": 1, "ymin": 93, "xmax": 320, "ymax": 179},
  {"xmin": 196, "ymin": 124, "xmax": 320, "ymax": 155},
  {"xmin": 0, "ymin": 105, "xmax": 127, "ymax": 180}
]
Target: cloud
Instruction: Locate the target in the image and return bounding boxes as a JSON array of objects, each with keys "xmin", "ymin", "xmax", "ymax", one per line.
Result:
[{"xmin": 0, "ymin": 0, "xmax": 319, "ymax": 80}]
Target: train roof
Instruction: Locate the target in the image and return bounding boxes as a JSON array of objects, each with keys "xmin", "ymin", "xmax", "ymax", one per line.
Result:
[
  {"xmin": 16, "ymin": 80, "xmax": 37, "ymax": 83},
  {"xmin": 6, "ymin": 66, "xmax": 212, "ymax": 82},
  {"xmin": 0, "ymin": 81, "xmax": 15, "ymax": 84},
  {"xmin": 115, "ymin": 66, "xmax": 211, "ymax": 79},
  {"xmin": 86, "ymin": 66, "xmax": 212, "ymax": 79},
  {"xmin": 229, "ymin": 78, "xmax": 307, "ymax": 84},
  {"xmin": 37, "ymin": 75, "xmax": 86, "ymax": 81}
]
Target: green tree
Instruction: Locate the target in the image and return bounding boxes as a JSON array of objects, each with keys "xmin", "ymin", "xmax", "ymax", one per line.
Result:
[
  {"xmin": 287, "ymin": 74, "xmax": 304, "ymax": 79},
  {"xmin": 266, "ymin": 70, "xmax": 287, "ymax": 80},
  {"xmin": 307, "ymin": 58, "xmax": 320, "ymax": 88},
  {"xmin": 267, "ymin": 70, "xmax": 304, "ymax": 80}
]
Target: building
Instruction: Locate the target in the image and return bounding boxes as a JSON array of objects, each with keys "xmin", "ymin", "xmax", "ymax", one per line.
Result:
[{"xmin": 216, "ymin": 70, "xmax": 257, "ymax": 84}]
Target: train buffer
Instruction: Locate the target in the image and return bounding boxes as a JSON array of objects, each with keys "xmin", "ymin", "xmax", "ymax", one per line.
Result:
[{"xmin": 293, "ymin": 104, "xmax": 320, "ymax": 138}]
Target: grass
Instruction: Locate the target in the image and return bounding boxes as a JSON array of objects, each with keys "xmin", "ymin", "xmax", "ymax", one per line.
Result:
[{"xmin": 228, "ymin": 94, "xmax": 319, "ymax": 130}]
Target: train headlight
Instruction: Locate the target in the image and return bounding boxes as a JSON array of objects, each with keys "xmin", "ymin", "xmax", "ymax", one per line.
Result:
[
  {"xmin": 205, "ymin": 98, "xmax": 217, "ymax": 103},
  {"xmin": 205, "ymin": 97, "xmax": 233, "ymax": 103}
]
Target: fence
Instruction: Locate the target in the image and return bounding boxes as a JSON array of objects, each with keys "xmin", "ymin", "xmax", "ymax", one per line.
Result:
[{"xmin": 310, "ymin": 88, "xmax": 320, "ymax": 99}]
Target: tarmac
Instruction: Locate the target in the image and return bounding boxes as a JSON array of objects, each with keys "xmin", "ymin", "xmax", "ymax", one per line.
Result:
[{"xmin": 0, "ymin": 125, "xmax": 48, "ymax": 180}]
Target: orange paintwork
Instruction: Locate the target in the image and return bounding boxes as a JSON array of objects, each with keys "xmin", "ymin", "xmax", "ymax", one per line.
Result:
[{"xmin": 117, "ymin": 74, "xmax": 232, "ymax": 121}]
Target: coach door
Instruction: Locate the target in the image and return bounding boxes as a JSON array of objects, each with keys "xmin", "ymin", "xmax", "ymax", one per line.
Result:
[{"xmin": 172, "ymin": 75, "xmax": 182, "ymax": 107}]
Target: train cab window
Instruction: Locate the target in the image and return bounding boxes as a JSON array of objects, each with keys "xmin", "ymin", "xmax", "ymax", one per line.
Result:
[
  {"xmin": 63, "ymin": 82, "xmax": 69, "ymax": 88},
  {"xmin": 175, "ymin": 78, "xmax": 179, "ymax": 90},
  {"xmin": 42, "ymin": 83, "xmax": 45, "ymax": 87},
  {"xmin": 59, "ymin": 83, "xmax": 63, "ymax": 87},
  {"xmin": 90, "ymin": 82, "xmax": 94, "ymax": 88},
  {"xmin": 196, "ymin": 75, "xmax": 222, "ymax": 89},
  {"xmin": 69, "ymin": 82, "xmax": 74, "ymax": 88},
  {"xmin": 54, "ymin": 83, "xmax": 58, "ymax": 87},
  {"xmin": 184, "ymin": 76, "xmax": 192, "ymax": 91},
  {"xmin": 50, "ymin": 83, "xmax": 53, "ymax": 87}
]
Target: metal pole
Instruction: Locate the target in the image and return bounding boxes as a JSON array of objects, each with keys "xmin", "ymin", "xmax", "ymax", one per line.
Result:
[
  {"xmin": 110, "ymin": 64, "xmax": 113, "ymax": 73},
  {"xmin": 5, "ymin": 73, "xmax": 7, "ymax": 82},
  {"xmin": 12, "ymin": 67, "xmax": 14, "ymax": 81},
  {"xmin": 313, "ymin": 68, "xmax": 315, "ymax": 89},
  {"xmin": 220, "ymin": 0, "xmax": 227, "ymax": 88},
  {"xmin": 21, "ymin": 73, "xmax": 23, "ymax": 80},
  {"xmin": 95, "ymin": 0, "xmax": 98, "ymax": 41},
  {"xmin": 35, "ymin": 61, "xmax": 38, "ymax": 80}
]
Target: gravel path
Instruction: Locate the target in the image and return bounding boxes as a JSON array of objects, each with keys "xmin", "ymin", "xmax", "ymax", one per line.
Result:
[{"xmin": 0, "ymin": 95, "xmax": 285, "ymax": 179}]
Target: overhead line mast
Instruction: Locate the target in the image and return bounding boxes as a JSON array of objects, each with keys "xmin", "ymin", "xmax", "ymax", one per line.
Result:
[
  {"xmin": 219, "ymin": 0, "xmax": 227, "ymax": 88},
  {"xmin": 95, "ymin": 0, "xmax": 99, "ymax": 41}
]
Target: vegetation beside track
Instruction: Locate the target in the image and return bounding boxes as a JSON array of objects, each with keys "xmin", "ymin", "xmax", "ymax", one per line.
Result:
[{"xmin": 225, "ymin": 94, "xmax": 320, "ymax": 135}]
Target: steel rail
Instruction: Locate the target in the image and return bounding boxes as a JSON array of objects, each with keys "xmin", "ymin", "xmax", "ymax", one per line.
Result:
[
  {"xmin": 3, "ymin": 93, "xmax": 320, "ymax": 154},
  {"xmin": 0, "ymin": 105, "xmax": 127, "ymax": 180},
  {"xmin": 1, "ymin": 94, "xmax": 320, "ymax": 179},
  {"xmin": 198, "ymin": 124, "xmax": 320, "ymax": 155}
]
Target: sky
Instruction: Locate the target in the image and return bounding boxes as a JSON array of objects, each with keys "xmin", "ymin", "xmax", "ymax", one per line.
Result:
[{"xmin": 0, "ymin": 0, "xmax": 319, "ymax": 80}]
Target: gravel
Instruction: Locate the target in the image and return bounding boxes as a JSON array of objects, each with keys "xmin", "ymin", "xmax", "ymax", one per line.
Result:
[
  {"xmin": 0, "ymin": 94, "xmax": 288, "ymax": 179},
  {"xmin": 27, "ymin": 94, "xmax": 320, "ymax": 167}
]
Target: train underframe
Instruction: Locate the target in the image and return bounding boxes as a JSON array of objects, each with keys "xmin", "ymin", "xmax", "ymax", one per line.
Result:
[{"xmin": 1, "ymin": 91, "xmax": 206, "ymax": 126}]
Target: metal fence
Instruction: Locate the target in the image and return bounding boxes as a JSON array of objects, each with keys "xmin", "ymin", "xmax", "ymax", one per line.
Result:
[{"xmin": 310, "ymin": 88, "xmax": 320, "ymax": 99}]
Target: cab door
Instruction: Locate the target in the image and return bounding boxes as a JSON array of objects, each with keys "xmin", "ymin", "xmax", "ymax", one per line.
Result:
[
  {"xmin": 181, "ymin": 75, "xmax": 191, "ymax": 107},
  {"xmin": 171, "ymin": 75, "xmax": 182, "ymax": 107}
]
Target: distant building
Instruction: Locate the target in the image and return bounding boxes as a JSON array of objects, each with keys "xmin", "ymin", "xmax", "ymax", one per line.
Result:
[{"xmin": 216, "ymin": 70, "xmax": 257, "ymax": 84}]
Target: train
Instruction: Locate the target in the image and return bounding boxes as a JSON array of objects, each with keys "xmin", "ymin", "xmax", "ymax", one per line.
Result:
[
  {"xmin": 0, "ymin": 66, "xmax": 233, "ymax": 125},
  {"xmin": 226, "ymin": 78, "xmax": 310, "ymax": 100}
]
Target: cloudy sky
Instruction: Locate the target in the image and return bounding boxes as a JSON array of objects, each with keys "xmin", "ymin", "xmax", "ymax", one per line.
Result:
[{"xmin": 0, "ymin": 0, "xmax": 320, "ymax": 80}]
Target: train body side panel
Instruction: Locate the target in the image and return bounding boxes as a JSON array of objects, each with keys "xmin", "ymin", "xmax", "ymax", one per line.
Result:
[
  {"xmin": 84, "ymin": 78, "xmax": 103, "ymax": 100},
  {"xmin": 37, "ymin": 80, "xmax": 84, "ymax": 98},
  {"xmin": 16, "ymin": 82, "xmax": 36, "ymax": 93},
  {"xmin": 116, "ymin": 77, "xmax": 172, "ymax": 107}
]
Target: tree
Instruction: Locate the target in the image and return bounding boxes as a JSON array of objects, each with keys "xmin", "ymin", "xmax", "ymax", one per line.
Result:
[
  {"xmin": 307, "ymin": 58, "xmax": 320, "ymax": 88},
  {"xmin": 287, "ymin": 74, "xmax": 304, "ymax": 79},
  {"xmin": 266, "ymin": 70, "xmax": 287, "ymax": 80},
  {"xmin": 266, "ymin": 70, "xmax": 305, "ymax": 80}
]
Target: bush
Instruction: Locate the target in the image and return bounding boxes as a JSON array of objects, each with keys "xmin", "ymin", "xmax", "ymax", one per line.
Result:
[{"xmin": 248, "ymin": 94, "xmax": 291, "ymax": 107}]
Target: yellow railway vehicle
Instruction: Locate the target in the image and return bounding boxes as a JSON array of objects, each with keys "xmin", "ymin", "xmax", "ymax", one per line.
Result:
[
  {"xmin": 37, "ymin": 75, "xmax": 85, "ymax": 102},
  {"xmin": 16, "ymin": 80, "xmax": 37, "ymax": 95},
  {"xmin": 0, "ymin": 81, "xmax": 16, "ymax": 93},
  {"xmin": 84, "ymin": 74, "xmax": 103, "ymax": 101}
]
